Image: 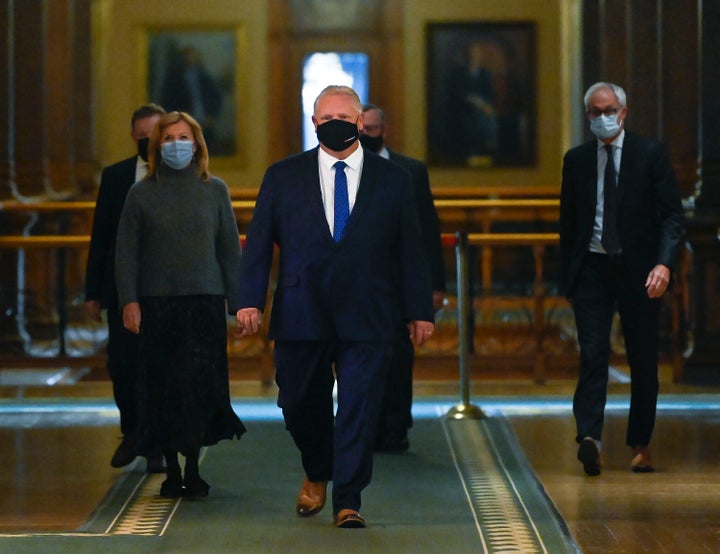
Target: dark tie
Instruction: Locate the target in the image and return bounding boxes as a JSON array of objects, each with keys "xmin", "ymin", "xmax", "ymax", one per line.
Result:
[
  {"xmin": 601, "ymin": 144, "xmax": 620, "ymax": 255},
  {"xmin": 333, "ymin": 161, "xmax": 349, "ymax": 242}
]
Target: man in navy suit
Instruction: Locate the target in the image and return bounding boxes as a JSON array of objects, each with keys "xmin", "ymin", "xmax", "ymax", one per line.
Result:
[
  {"xmin": 236, "ymin": 85, "xmax": 435, "ymax": 528},
  {"xmin": 560, "ymin": 82, "xmax": 685, "ymax": 476},
  {"xmin": 359, "ymin": 103, "xmax": 446, "ymax": 452},
  {"xmin": 85, "ymin": 103, "xmax": 166, "ymax": 472}
]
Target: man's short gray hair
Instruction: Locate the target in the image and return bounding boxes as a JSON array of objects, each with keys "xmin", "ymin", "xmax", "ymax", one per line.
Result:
[{"xmin": 583, "ymin": 82, "xmax": 627, "ymax": 111}]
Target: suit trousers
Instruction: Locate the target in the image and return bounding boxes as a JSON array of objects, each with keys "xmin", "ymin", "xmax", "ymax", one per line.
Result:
[
  {"xmin": 376, "ymin": 323, "xmax": 415, "ymax": 441},
  {"xmin": 571, "ymin": 253, "xmax": 660, "ymax": 447},
  {"xmin": 274, "ymin": 339, "xmax": 392, "ymax": 514},
  {"xmin": 106, "ymin": 305, "xmax": 141, "ymax": 436}
]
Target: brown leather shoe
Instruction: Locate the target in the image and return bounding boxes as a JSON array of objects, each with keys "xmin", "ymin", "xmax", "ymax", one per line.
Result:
[
  {"xmin": 334, "ymin": 509, "xmax": 366, "ymax": 528},
  {"xmin": 631, "ymin": 446, "xmax": 654, "ymax": 473},
  {"xmin": 577, "ymin": 436, "xmax": 602, "ymax": 476},
  {"xmin": 296, "ymin": 477, "xmax": 327, "ymax": 517}
]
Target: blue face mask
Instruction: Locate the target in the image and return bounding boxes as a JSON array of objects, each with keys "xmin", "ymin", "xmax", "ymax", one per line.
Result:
[
  {"xmin": 590, "ymin": 113, "xmax": 623, "ymax": 140},
  {"xmin": 161, "ymin": 140, "xmax": 195, "ymax": 169}
]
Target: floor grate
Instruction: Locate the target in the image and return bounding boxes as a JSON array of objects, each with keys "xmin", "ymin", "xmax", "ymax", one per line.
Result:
[{"xmin": 443, "ymin": 417, "xmax": 578, "ymax": 553}]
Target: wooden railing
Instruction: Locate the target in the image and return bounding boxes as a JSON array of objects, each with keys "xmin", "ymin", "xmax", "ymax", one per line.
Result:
[
  {"xmin": 0, "ymin": 235, "xmax": 690, "ymax": 385},
  {"xmin": 0, "ymin": 197, "xmax": 690, "ymax": 384}
]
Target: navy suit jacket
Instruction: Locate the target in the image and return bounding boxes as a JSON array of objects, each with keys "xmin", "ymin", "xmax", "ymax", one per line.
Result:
[
  {"xmin": 85, "ymin": 156, "xmax": 139, "ymax": 309},
  {"xmin": 239, "ymin": 148, "xmax": 435, "ymax": 341},
  {"xmin": 387, "ymin": 149, "xmax": 446, "ymax": 293},
  {"xmin": 559, "ymin": 131, "xmax": 685, "ymax": 298}
]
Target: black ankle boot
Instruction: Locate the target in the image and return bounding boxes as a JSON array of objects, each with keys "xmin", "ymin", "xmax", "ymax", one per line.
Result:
[
  {"xmin": 160, "ymin": 450, "xmax": 183, "ymax": 498},
  {"xmin": 183, "ymin": 474, "xmax": 210, "ymax": 498},
  {"xmin": 183, "ymin": 450, "xmax": 209, "ymax": 498},
  {"xmin": 160, "ymin": 473, "xmax": 183, "ymax": 498}
]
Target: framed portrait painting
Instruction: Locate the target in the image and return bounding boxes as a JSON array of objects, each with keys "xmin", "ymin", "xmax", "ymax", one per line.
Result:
[
  {"xmin": 144, "ymin": 27, "xmax": 243, "ymax": 162},
  {"xmin": 426, "ymin": 22, "xmax": 536, "ymax": 168}
]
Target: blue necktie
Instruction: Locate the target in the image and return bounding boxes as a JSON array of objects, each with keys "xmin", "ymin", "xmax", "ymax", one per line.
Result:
[
  {"xmin": 333, "ymin": 161, "xmax": 349, "ymax": 242},
  {"xmin": 601, "ymin": 144, "xmax": 621, "ymax": 255}
]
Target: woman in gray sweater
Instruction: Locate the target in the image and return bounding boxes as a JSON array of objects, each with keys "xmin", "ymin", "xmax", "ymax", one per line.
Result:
[{"xmin": 116, "ymin": 111, "xmax": 245, "ymax": 498}]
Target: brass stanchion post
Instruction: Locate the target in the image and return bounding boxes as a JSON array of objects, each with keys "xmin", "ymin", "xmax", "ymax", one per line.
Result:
[{"xmin": 446, "ymin": 231, "xmax": 485, "ymax": 420}]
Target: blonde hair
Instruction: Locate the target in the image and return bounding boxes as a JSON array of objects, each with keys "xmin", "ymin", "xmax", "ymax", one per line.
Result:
[{"xmin": 147, "ymin": 111, "xmax": 211, "ymax": 181}]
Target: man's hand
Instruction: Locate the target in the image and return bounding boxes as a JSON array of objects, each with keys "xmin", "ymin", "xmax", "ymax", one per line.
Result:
[
  {"xmin": 122, "ymin": 302, "xmax": 141, "ymax": 334},
  {"xmin": 235, "ymin": 307, "xmax": 263, "ymax": 337},
  {"xmin": 408, "ymin": 320, "xmax": 435, "ymax": 347},
  {"xmin": 85, "ymin": 300, "xmax": 101, "ymax": 322},
  {"xmin": 645, "ymin": 264, "xmax": 670, "ymax": 298}
]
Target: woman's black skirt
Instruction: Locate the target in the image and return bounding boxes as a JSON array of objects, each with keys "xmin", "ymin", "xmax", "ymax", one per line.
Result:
[{"xmin": 136, "ymin": 295, "xmax": 246, "ymax": 457}]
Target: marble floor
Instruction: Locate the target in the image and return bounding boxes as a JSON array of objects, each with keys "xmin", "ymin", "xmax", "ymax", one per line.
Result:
[{"xmin": 1, "ymin": 365, "xmax": 719, "ymax": 553}]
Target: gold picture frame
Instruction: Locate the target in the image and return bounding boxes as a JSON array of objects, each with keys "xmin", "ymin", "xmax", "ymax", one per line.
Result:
[
  {"xmin": 139, "ymin": 26, "xmax": 247, "ymax": 168},
  {"xmin": 426, "ymin": 22, "xmax": 536, "ymax": 169}
]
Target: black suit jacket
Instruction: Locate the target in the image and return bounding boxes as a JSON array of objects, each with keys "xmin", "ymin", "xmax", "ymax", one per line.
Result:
[
  {"xmin": 85, "ymin": 156, "xmax": 140, "ymax": 308},
  {"xmin": 239, "ymin": 148, "xmax": 434, "ymax": 341},
  {"xmin": 387, "ymin": 149, "xmax": 446, "ymax": 293},
  {"xmin": 559, "ymin": 131, "xmax": 685, "ymax": 298}
]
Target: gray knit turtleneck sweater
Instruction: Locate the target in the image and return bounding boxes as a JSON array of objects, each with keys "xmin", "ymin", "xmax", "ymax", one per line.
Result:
[{"xmin": 115, "ymin": 164, "xmax": 242, "ymax": 313}]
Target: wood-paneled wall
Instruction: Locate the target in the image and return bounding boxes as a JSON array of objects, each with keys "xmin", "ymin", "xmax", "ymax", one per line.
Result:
[
  {"xmin": 1, "ymin": 0, "xmax": 95, "ymax": 202},
  {"xmin": 2, "ymin": 0, "xmax": 720, "ymax": 378},
  {"xmin": 582, "ymin": 0, "xmax": 700, "ymax": 199},
  {"xmin": 1, "ymin": 0, "xmax": 715, "ymax": 202}
]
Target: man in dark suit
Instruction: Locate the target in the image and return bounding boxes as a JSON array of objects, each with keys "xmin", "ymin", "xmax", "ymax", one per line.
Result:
[
  {"xmin": 359, "ymin": 103, "xmax": 446, "ymax": 452},
  {"xmin": 559, "ymin": 82, "xmax": 685, "ymax": 476},
  {"xmin": 236, "ymin": 85, "xmax": 435, "ymax": 528},
  {"xmin": 85, "ymin": 103, "xmax": 166, "ymax": 472}
]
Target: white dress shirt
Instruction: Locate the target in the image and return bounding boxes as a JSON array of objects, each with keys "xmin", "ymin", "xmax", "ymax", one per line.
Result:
[
  {"xmin": 135, "ymin": 156, "xmax": 149, "ymax": 183},
  {"xmin": 590, "ymin": 130, "xmax": 624, "ymax": 254},
  {"xmin": 318, "ymin": 145, "xmax": 364, "ymax": 239}
]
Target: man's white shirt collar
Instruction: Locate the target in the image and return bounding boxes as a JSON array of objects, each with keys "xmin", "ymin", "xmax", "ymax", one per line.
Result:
[
  {"xmin": 135, "ymin": 156, "xmax": 149, "ymax": 182},
  {"xmin": 317, "ymin": 144, "xmax": 364, "ymax": 236},
  {"xmin": 318, "ymin": 143, "xmax": 364, "ymax": 173}
]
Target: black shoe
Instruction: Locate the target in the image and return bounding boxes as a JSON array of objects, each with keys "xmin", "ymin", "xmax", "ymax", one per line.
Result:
[
  {"xmin": 146, "ymin": 455, "xmax": 166, "ymax": 474},
  {"xmin": 110, "ymin": 435, "xmax": 137, "ymax": 468},
  {"xmin": 184, "ymin": 475, "xmax": 210, "ymax": 498},
  {"xmin": 375, "ymin": 434, "xmax": 410, "ymax": 453},
  {"xmin": 577, "ymin": 437, "xmax": 602, "ymax": 476},
  {"xmin": 159, "ymin": 476, "xmax": 184, "ymax": 498}
]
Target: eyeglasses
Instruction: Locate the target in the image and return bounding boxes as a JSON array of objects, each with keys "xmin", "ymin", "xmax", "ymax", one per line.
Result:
[{"xmin": 587, "ymin": 107, "xmax": 622, "ymax": 118}]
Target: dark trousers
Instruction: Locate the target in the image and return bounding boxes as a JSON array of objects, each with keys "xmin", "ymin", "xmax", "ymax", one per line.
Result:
[
  {"xmin": 274, "ymin": 339, "xmax": 392, "ymax": 515},
  {"xmin": 376, "ymin": 324, "xmax": 414, "ymax": 441},
  {"xmin": 106, "ymin": 305, "xmax": 141, "ymax": 436},
  {"xmin": 571, "ymin": 253, "xmax": 660, "ymax": 447}
]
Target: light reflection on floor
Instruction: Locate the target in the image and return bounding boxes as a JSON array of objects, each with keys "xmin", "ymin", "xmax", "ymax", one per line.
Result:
[{"xmin": 2, "ymin": 395, "xmax": 720, "ymax": 427}]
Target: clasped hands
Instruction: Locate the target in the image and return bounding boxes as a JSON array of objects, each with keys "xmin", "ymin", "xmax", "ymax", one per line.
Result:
[{"xmin": 235, "ymin": 307, "xmax": 263, "ymax": 338}]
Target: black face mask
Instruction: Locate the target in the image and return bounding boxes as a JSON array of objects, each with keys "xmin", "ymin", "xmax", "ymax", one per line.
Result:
[
  {"xmin": 137, "ymin": 137, "xmax": 150, "ymax": 162},
  {"xmin": 316, "ymin": 119, "xmax": 359, "ymax": 152},
  {"xmin": 359, "ymin": 133, "xmax": 384, "ymax": 153}
]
